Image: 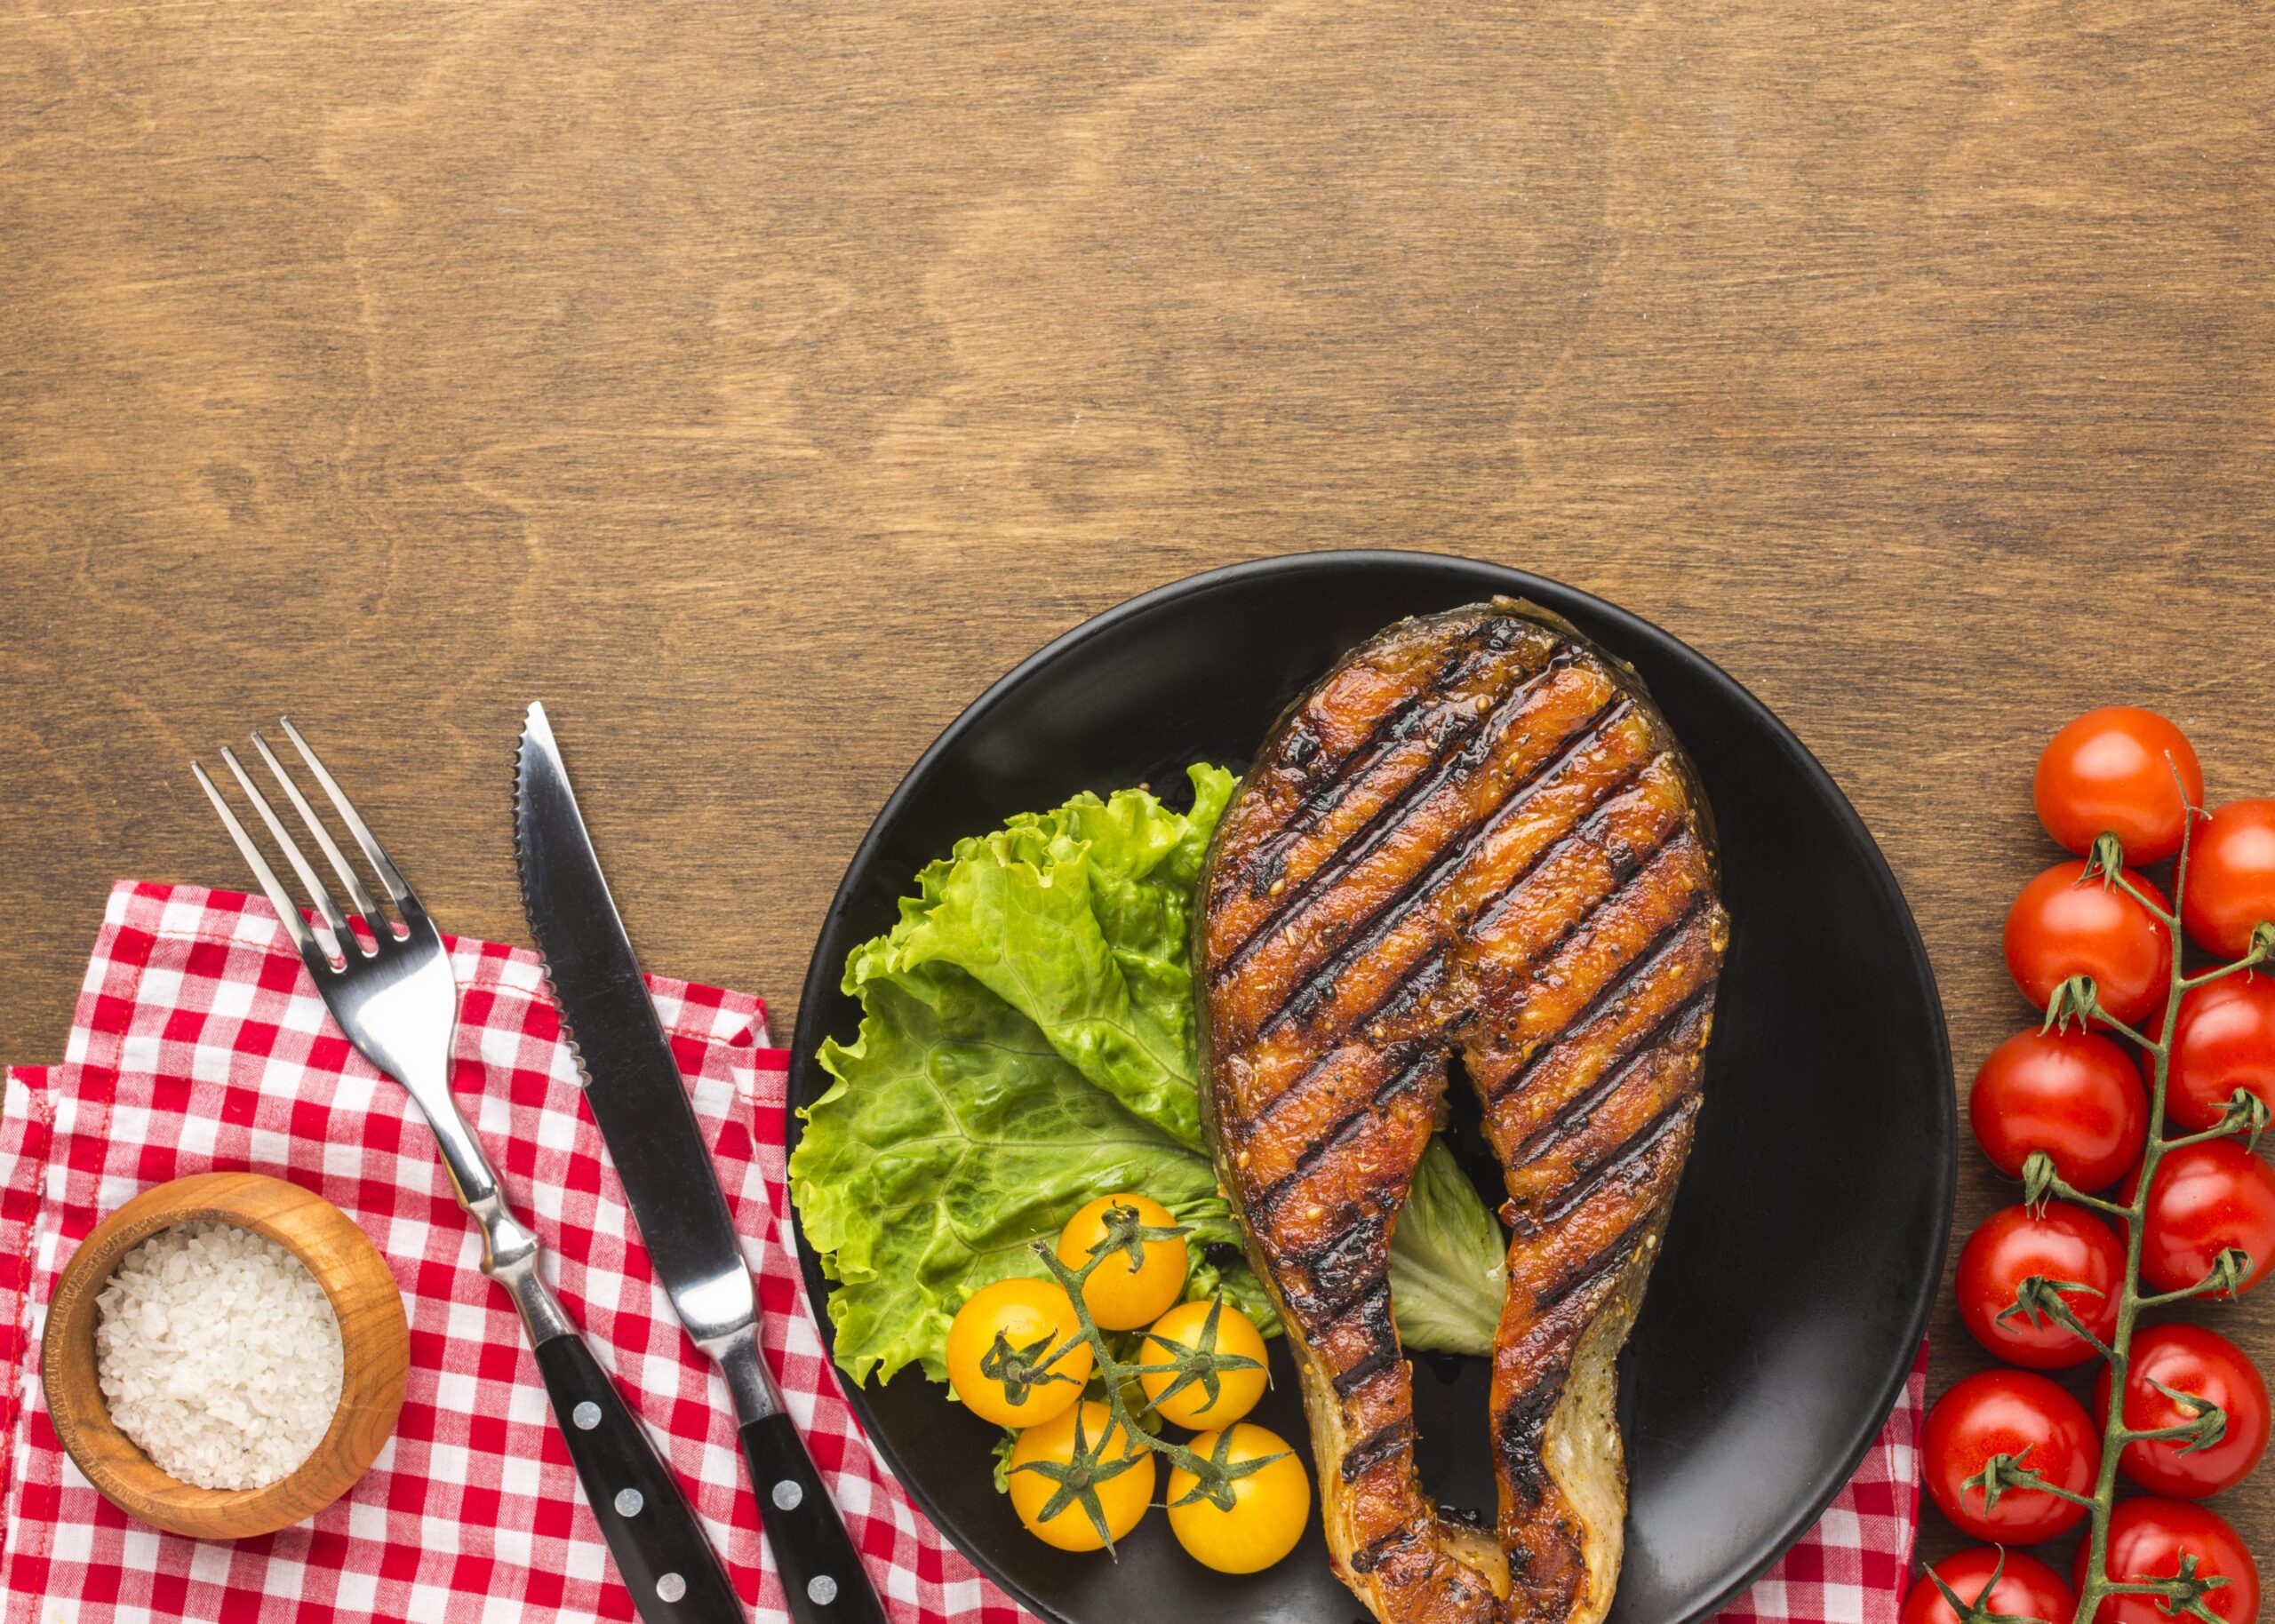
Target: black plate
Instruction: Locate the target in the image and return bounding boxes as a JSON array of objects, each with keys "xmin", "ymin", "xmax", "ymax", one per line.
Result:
[{"xmin": 785, "ymin": 553, "xmax": 1953, "ymax": 1624}]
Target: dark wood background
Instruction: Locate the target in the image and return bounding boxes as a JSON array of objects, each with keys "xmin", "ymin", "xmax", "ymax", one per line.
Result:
[{"xmin": 5, "ymin": 0, "xmax": 2271, "ymax": 1580}]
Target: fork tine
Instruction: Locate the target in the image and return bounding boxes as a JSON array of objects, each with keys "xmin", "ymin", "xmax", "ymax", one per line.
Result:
[
  {"xmin": 220, "ymin": 744, "xmax": 355, "ymax": 956},
  {"xmin": 250, "ymin": 728, "xmax": 386, "ymax": 928},
  {"xmin": 277, "ymin": 716, "xmax": 414, "ymax": 909},
  {"xmin": 192, "ymin": 759, "xmax": 323, "ymax": 964}
]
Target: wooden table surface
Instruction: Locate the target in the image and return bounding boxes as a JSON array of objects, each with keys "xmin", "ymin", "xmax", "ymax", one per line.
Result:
[{"xmin": 6, "ymin": 0, "xmax": 2272, "ymax": 1582}]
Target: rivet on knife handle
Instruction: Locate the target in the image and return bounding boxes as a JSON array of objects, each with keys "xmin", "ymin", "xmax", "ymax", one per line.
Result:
[
  {"xmin": 532, "ymin": 1334, "xmax": 745, "ymax": 1624},
  {"xmin": 740, "ymin": 1413, "xmax": 889, "ymax": 1624}
]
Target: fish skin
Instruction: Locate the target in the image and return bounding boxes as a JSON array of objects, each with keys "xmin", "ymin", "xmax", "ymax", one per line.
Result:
[{"xmin": 1197, "ymin": 601, "xmax": 1728, "ymax": 1624}]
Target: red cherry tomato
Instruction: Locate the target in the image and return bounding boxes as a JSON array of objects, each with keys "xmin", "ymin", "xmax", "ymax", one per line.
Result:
[
  {"xmin": 2035, "ymin": 706, "xmax": 2204, "ymax": 864},
  {"xmin": 2005, "ymin": 862, "xmax": 2173, "ymax": 1027},
  {"xmin": 2075, "ymin": 1497, "xmax": 2260, "ymax": 1624},
  {"xmin": 1925, "ymin": 1369, "xmax": 2100, "ymax": 1542},
  {"xmin": 1956, "ymin": 1203, "xmax": 2123, "ymax": 1368},
  {"xmin": 2165, "ymin": 974, "xmax": 2275, "ymax": 1133},
  {"xmin": 1972, "ymin": 1027, "xmax": 2149, "ymax": 1190},
  {"xmin": 2096, "ymin": 1322, "xmax": 2271, "ymax": 1498},
  {"xmin": 1904, "ymin": 1547, "xmax": 2076, "ymax": 1624},
  {"xmin": 2128, "ymin": 1140, "xmax": 2275, "ymax": 1297},
  {"xmin": 2185, "ymin": 800, "xmax": 2275, "ymax": 960}
]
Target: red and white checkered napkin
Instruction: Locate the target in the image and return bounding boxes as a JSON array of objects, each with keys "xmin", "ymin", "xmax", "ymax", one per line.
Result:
[{"xmin": 1, "ymin": 880, "xmax": 1923, "ymax": 1624}]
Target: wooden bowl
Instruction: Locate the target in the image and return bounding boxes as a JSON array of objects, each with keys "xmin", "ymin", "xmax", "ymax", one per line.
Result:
[{"xmin": 40, "ymin": 1172, "xmax": 409, "ymax": 1540}]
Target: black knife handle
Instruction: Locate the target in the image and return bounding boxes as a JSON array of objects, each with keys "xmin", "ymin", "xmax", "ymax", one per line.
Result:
[
  {"xmin": 740, "ymin": 1413, "xmax": 890, "ymax": 1624},
  {"xmin": 533, "ymin": 1333, "xmax": 746, "ymax": 1624}
]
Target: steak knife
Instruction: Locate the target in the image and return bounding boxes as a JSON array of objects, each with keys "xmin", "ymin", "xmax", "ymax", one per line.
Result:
[{"xmin": 515, "ymin": 702, "xmax": 888, "ymax": 1624}]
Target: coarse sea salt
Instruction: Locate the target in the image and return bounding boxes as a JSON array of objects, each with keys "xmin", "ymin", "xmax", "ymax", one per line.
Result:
[{"xmin": 93, "ymin": 1220, "xmax": 345, "ymax": 1491}]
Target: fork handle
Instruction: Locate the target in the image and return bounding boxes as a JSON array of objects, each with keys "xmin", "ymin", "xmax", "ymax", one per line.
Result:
[{"xmin": 533, "ymin": 1331, "xmax": 746, "ymax": 1624}]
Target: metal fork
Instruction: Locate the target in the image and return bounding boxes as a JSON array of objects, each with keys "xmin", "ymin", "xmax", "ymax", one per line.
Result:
[{"xmin": 195, "ymin": 720, "xmax": 745, "ymax": 1624}]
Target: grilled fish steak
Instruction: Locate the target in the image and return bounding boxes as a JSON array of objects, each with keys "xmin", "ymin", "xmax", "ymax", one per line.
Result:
[{"xmin": 1197, "ymin": 601, "xmax": 1728, "ymax": 1624}]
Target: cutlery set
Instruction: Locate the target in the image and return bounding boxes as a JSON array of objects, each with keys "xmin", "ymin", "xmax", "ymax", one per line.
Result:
[{"xmin": 193, "ymin": 709, "xmax": 885, "ymax": 1624}]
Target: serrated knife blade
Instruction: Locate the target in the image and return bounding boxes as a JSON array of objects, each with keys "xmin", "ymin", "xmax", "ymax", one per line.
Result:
[{"xmin": 515, "ymin": 702, "xmax": 886, "ymax": 1624}]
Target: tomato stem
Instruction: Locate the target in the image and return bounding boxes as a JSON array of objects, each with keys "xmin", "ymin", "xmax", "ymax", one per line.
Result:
[
  {"xmin": 2134, "ymin": 1258, "xmax": 2254, "ymax": 1310},
  {"xmin": 2068, "ymin": 807, "xmax": 2217, "ymax": 1624},
  {"xmin": 2090, "ymin": 1009, "xmax": 2157, "ymax": 1051},
  {"xmin": 2032, "ymin": 1172, "xmax": 2132, "ymax": 1222},
  {"xmin": 2107, "ymin": 872, "xmax": 2180, "ymax": 929},
  {"xmin": 2181, "ymin": 948, "xmax": 2267, "ymax": 992},
  {"xmin": 2159, "ymin": 1114, "xmax": 2264, "ymax": 1154}
]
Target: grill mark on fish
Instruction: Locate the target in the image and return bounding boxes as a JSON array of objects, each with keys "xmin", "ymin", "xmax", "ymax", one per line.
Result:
[
  {"xmin": 1325, "ymin": 1281, "xmax": 1397, "ymax": 1354},
  {"xmin": 1526, "ymin": 1209, "xmax": 1657, "ymax": 1319},
  {"xmin": 1340, "ymin": 1419, "xmax": 1417, "ymax": 1483},
  {"xmin": 1332, "ymin": 1339, "xmax": 1406, "ymax": 1397},
  {"xmin": 1469, "ymin": 781, "xmax": 1683, "ymax": 952},
  {"xmin": 1532, "ymin": 1094, "xmax": 1703, "ymax": 1230},
  {"xmin": 1506, "ymin": 991, "xmax": 1715, "ymax": 1170},
  {"xmin": 1237, "ymin": 1040, "xmax": 1435, "ymax": 1160},
  {"xmin": 1286, "ymin": 937, "xmax": 1452, "ymax": 1034},
  {"xmin": 1495, "ymin": 1372, "xmax": 1569, "ymax": 1502},
  {"xmin": 1214, "ymin": 641, "xmax": 1568, "ymax": 974},
  {"xmin": 1256, "ymin": 625, "xmax": 1522, "ymax": 829},
  {"xmin": 1348, "ymin": 946, "xmax": 1449, "ymax": 1032},
  {"xmin": 1352, "ymin": 1527, "xmax": 1426, "ymax": 1573},
  {"xmin": 1489, "ymin": 897, "xmax": 1712, "ymax": 1102},
  {"xmin": 1249, "ymin": 1051, "xmax": 1443, "ymax": 1217},
  {"xmin": 1253, "ymin": 696, "xmax": 1633, "ymax": 1037},
  {"xmin": 1276, "ymin": 1213, "xmax": 1390, "ymax": 1320}
]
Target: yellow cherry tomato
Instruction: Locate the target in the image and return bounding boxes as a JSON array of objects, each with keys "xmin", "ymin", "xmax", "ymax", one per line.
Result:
[
  {"xmin": 1166, "ymin": 1423, "xmax": 1311, "ymax": 1574},
  {"xmin": 1138, "ymin": 1298, "xmax": 1270, "ymax": 1429},
  {"xmin": 944, "ymin": 1278, "xmax": 1092, "ymax": 1429},
  {"xmin": 1055, "ymin": 1193, "xmax": 1189, "ymax": 1330},
  {"xmin": 1007, "ymin": 1400, "xmax": 1156, "ymax": 1552}
]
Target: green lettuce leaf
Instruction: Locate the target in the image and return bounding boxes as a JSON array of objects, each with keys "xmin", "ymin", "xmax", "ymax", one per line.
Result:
[
  {"xmin": 1385, "ymin": 1138, "xmax": 1508, "ymax": 1359},
  {"xmin": 843, "ymin": 767, "xmax": 1233, "ymax": 1149},
  {"xmin": 790, "ymin": 764, "xmax": 1504, "ymax": 1387}
]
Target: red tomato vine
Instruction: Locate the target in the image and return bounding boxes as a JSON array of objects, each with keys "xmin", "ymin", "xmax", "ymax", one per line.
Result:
[{"xmin": 1924, "ymin": 710, "xmax": 2275, "ymax": 1624}]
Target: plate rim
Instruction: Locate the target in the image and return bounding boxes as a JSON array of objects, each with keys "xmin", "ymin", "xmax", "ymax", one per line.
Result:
[{"xmin": 783, "ymin": 548, "xmax": 1955, "ymax": 1624}]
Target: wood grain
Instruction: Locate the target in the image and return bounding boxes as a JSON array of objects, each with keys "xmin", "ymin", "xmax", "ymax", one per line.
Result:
[
  {"xmin": 4, "ymin": 0, "xmax": 2271, "ymax": 1577},
  {"xmin": 40, "ymin": 1172, "xmax": 410, "ymax": 1539}
]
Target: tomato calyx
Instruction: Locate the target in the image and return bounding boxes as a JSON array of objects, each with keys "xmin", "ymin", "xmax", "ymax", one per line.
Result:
[
  {"xmin": 1085, "ymin": 1198, "xmax": 1191, "ymax": 1276},
  {"xmin": 1010, "ymin": 1405, "xmax": 1151, "ymax": 1555},
  {"xmin": 1163, "ymin": 1421, "xmax": 1291, "ymax": 1514},
  {"xmin": 978, "ymin": 1323, "xmax": 1087, "ymax": 1413},
  {"xmin": 2142, "ymin": 1246, "xmax": 2257, "ymax": 1306},
  {"xmin": 1997, "ymin": 1273, "xmax": 2113, "ymax": 1357},
  {"xmin": 2041, "ymin": 975, "xmax": 2107, "ymax": 1035},
  {"xmin": 2035, "ymin": 965, "xmax": 2158, "ymax": 1054},
  {"xmin": 1925, "ymin": 1549, "xmax": 2063, "ymax": 1624},
  {"xmin": 2206, "ymin": 1088, "xmax": 2272, "ymax": 1154},
  {"xmin": 2102, "ymin": 1548, "xmax": 2234, "ymax": 1624},
  {"xmin": 2129, "ymin": 1378, "xmax": 2231, "ymax": 1458},
  {"xmin": 1134, "ymin": 1294, "xmax": 1267, "ymax": 1424},
  {"xmin": 2150, "ymin": 1083, "xmax": 2274, "ymax": 1159},
  {"xmin": 2020, "ymin": 1149, "xmax": 2063, "ymax": 1213},
  {"xmin": 1965, "ymin": 1445, "xmax": 2097, "ymax": 1515},
  {"xmin": 2085, "ymin": 832, "xmax": 2135, "ymax": 893}
]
